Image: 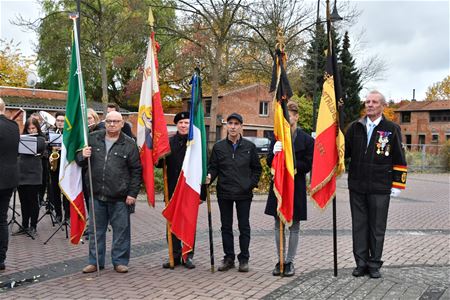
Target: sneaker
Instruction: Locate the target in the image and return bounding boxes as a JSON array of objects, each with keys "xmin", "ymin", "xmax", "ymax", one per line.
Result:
[
  {"xmin": 183, "ymin": 258, "xmax": 196, "ymax": 269},
  {"xmin": 238, "ymin": 261, "xmax": 249, "ymax": 272},
  {"xmin": 368, "ymin": 268, "xmax": 381, "ymax": 279},
  {"xmin": 27, "ymin": 227, "xmax": 37, "ymax": 238},
  {"xmin": 218, "ymin": 259, "xmax": 235, "ymax": 272},
  {"xmin": 283, "ymin": 262, "xmax": 295, "ymax": 277},
  {"xmin": 114, "ymin": 265, "xmax": 128, "ymax": 273},
  {"xmin": 272, "ymin": 262, "xmax": 281, "ymax": 276}
]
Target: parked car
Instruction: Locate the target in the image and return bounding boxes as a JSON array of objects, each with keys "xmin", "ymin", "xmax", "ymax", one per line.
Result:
[{"xmin": 244, "ymin": 137, "xmax": 271, "ymax": 155}]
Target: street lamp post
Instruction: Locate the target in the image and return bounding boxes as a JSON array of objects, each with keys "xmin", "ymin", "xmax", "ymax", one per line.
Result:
[{"xmin": 312, "ymin": 0, "xmax": 342, "ymax": 136}]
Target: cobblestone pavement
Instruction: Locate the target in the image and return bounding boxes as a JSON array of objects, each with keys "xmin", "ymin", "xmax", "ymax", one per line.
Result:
[{"xmin": 0, "ymin": 173, "xmax": 448, "ymax": 299}]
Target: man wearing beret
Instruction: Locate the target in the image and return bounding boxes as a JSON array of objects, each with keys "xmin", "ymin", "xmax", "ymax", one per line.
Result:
[
  {"xmin": 158, "ymin": 111, "xmax": 197, "ymax": 269},
  {"xmin": 207, "ymin": 113, "xmax": 262, "ymax": 272}
]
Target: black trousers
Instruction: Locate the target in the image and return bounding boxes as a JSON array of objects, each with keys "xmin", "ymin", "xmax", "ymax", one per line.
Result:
[
  {"xmin": 50, "ymin": 170, "xmax": 69, "ymax": 219},
  {"xmin": 217, "ymin": 198, "xmax": 251, "ymax": 263},
  {"xmin": 17, "ymin": 185, "xmax": 40, "ymax": 229},
  {"xmin": 349, "ymin": 191, "xmax": 390, "ymax": 269},
  {"xmin": 0, "ymin": 188, "xmax": 13, "ymax": 264},
  {"xmin": 167, "ymin": 232, "xmax": 195, "ymax": 262}
]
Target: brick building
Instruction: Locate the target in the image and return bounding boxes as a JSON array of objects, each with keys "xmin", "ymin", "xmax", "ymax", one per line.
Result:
[
  {"xmin": 394, "ymin": 100, "xmax": 450, "ymax": 151},
  {"xmin": 0, "ymin": 86, "xmax": 179, "ymax": 134},
  {"xmin": 182, "ymin": 83, "xmax": 274, "ymax": 142}
]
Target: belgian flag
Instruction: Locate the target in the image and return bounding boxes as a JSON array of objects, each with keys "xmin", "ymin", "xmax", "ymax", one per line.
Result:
[
  {"xmin": 310, "ymin": 21, "xmax": 345, "ymax": 209},
  {"xmin": 269, "ymin": 48, "xmax": 296, "ymax": 226}
]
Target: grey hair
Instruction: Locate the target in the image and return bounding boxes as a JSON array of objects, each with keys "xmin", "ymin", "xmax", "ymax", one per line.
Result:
[{"xmin": 367, "ymin": 90, "xmax": 386, "ymax": 105}]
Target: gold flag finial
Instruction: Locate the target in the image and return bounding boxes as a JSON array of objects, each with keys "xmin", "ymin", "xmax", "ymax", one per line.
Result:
[
  {"xmin": 275, "ymin": 27, "xmax": 285, "ymax": 52},
  {"xmin": 148, "ymin": 8, "xmax": 154, "ymax": 27}
]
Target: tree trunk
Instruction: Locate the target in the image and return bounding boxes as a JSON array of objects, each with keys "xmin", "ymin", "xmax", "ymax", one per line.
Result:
[
  {"xmin": 208, "ymin": 46, "xmax": 222, "ymax": 151},
  {"xmin": 100, "ymin": 51, "xmax": 108, "ymax": 114}
]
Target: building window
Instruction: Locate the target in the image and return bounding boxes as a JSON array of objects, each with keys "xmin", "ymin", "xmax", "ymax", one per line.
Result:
[
  {"xmin": 401, "ymin": 112, "xmax": 411, "ymax": 123},
  {"xmin": 259, "ymin": 101, "xmax": 269, "ymax": 116},
  {"xmin": 431, "ymin": 134, "xmax": 439, "ymax": 143},
  {"xmin": 430, "ymin": 110, "xmax": 450, "ymax": 122},
  {"xmin": 204, "ymin": 99, "xmax": 211, "ymax": 117},
  {"xmin": 418, "ymin": 134, "xmax": 425, "ymax": 145},
  {"xmin": 405, "ymin": 134, "xmax": 411, "ymax": 150}
]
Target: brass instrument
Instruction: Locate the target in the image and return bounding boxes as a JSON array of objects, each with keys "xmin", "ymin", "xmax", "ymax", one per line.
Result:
[{"xmin": 50, "ymin": 149, "xmax": 60, "ymax": 172}]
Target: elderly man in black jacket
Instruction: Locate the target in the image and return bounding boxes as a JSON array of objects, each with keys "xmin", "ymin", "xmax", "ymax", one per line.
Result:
[
  {"xmin": 345, "ymin": 90, "xmax": 407, "ymax": 279},
  {"xmin": 265, "ymin": 101, "xmax": 314, "ymax": 277},
  {"xmin": 207, "ymin": 113, "xmax": 262, "ymax": 273},
  {"xmin": 0, "ymin": 98, "xmax": 20, "ymax": 271},
  {"xmin": 77, "ymin": 111, "xmax": 142, "ymax": 274}
]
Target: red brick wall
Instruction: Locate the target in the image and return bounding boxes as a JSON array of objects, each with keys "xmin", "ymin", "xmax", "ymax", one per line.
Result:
[{"xmin": 396, "ymin": 111, "xmax": 450, "ymax": 146}]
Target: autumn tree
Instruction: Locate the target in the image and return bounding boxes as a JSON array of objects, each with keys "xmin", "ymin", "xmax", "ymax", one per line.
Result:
[
  {"xmin": 0, "ymin": 39, "xmax": 33, "ymax": 87},
  {"xmin": 425, "ymin": 75, "xmax": 450, "ymax": 101},
  {"xmin": 16, "ymin": 0, "xmax": 177, "ymax": 111}
]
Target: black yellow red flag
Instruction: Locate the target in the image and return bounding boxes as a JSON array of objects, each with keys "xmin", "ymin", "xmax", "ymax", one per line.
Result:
[
  {"xmin": 310, "ymin": 21, "xmax": 345, "ymax": 209},
  {"xmin": 269, "ymin": 49, "xmax": 296, "ymax": 226}
]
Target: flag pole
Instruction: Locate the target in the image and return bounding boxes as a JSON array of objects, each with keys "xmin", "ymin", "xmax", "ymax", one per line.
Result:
[
  {"xmin": 326, "ymin": 0, "xmax": 338, "ymax": 278},
  {"xmin": 70, "ymin": 13, "xmax": 100, "ymax": 277},
  {"xmin": 163, "ymin": 159, "xmax": 175, "ymax": 269},
  {"xmin": 206, "ymin": 187, "xmax": 215, "ymax": 272}
]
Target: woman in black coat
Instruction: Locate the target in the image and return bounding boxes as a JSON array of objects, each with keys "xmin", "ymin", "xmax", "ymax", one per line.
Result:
[
  {"xmin": 265, "ymin": 101, "xmax": 314, "ymax": 277},
  {"xmin": 15, "ymin": 118, "xmax": 46, "ymax": 237}
]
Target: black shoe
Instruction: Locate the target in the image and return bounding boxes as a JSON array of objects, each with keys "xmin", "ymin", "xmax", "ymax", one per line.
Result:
[
  {"xmin": 183, "ymin": 258, "xmax": 196, "ymax": 269},
  {"xmin": 218, "ymin": 259, "xmax": 235, "ymax": 272},
  {"xmin": 368, "ymin": 268, "xmax": 381, "ymax": 278},
  {"xmin": 272, "ymin": 262, "xmax": 281, "ymax": 276},
  {"xmin": 0, "ymin": 263, "xmax": 5, "ymax": 271},
  {"xmin": 352, "ymin": 266, "xmax": 367, "ymax": 277},
  {"xmin": 283, "ymin": 262, "xmax": 295, "ymax": 277},
  {"xmin": 12, "ymin": 227, "xmax": 28, "ymax": 236},
  {"xmin": 162, "ymin": 259, "xmax": 181, "ymax": 269},
  {"xmin": 238, "ymin": 261, "xmax": 249, "ymax": 272}
]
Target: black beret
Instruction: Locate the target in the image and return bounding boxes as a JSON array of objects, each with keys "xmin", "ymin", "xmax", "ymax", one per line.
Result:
[
  {"xmin": 226, "ymin": 112, "xmax": 243, "ymax": 124},
  {"xmin": 174, "ymin": 111, "xmax": 190, "ymax": 124}
]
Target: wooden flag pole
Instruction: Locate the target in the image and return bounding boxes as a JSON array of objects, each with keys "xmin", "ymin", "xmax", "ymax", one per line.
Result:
[
  {"xmin": 163, "ymin": 160, "xmax": 175, "ymax": 269},
  {"xmin": 206, "ymin": 187, "xmax": 215, "ymax": 272}
]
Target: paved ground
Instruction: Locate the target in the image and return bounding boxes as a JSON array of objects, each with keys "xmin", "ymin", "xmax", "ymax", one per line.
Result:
[{"xmin": 0, "ymin": 173, "xmax": 448, "ymax": 299}]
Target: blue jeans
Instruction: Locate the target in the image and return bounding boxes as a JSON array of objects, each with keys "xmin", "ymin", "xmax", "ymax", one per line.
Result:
[{"xmin": 88, "ymin": 199, "xmax": 131, "ymax": 267}]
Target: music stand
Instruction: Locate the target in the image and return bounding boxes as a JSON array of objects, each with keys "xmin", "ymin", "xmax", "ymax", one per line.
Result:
[
  {"xmin": 8, "ymin": 189, "xmax": 35, "ymax": 240},
  {"xmin": 43, "ymin": 217, "xmax": 69, "ymax": 244}
]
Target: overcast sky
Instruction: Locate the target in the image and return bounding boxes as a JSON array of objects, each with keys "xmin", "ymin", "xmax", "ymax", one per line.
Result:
[{"xmin": 1, "ymin": 0, "xmax": 449, "ymax": 101}]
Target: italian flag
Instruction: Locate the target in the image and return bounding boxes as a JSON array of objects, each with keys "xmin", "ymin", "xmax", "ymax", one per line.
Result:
[
  {"xmin": 59, "ymin": 31, "xmax": 88, "ymax": 244},
  {"xmin": 162, "ymin": 71, "xmax": 207, "ymax": 261}
]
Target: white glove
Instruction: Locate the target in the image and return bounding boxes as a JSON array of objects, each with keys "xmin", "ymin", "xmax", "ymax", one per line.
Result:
[
  {"xmin": 273, "ymin": 141, "xmax": 282, "ymax": 154},
  {"xmin": 390, "ymin": 188, "xmax": 401, "ymax": 197}
]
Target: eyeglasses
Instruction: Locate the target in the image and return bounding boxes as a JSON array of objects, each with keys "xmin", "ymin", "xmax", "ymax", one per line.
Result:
[{"xmin": 105, "ymin": 120, "xmax": 122, "ymax": 125}]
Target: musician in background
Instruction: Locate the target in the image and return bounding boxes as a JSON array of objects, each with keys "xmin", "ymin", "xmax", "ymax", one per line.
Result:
[
  {"xmin": 49, "ymin": 112, "xmax": 69, "ymax": 223},
  {"xmin": 87, "ymin": 108, "xmax": 101, "ymax": 133},
  {"xmin": 0, "ymin": 98, "xmax": 20, "ymax": 270},
  {"xmin": 15, "ymin": 118, "xmax": 46, "ymax": 238}
]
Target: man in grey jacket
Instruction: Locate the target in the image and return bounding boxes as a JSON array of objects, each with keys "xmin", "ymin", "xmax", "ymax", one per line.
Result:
[{"xmin": 77, "ymin": 111, "xmax": 142, "ymax": 274}]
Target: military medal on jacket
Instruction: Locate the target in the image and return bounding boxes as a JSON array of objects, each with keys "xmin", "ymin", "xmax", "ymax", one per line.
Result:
[{"xmin": 376, "ymin": 131, "xmax": 392, "ymax": 156}]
